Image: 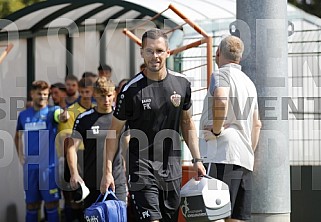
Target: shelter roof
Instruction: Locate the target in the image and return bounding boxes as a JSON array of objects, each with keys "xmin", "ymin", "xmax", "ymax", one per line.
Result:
[
  {"xmin": 0, "ymin": 0, "xmax": 236, "ymax": 39},
  {"xmin": 1, "ymin": 0, "xmax": 320, "ymax": 40}
]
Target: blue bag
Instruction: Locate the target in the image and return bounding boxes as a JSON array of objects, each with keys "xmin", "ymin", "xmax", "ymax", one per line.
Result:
[{"xmin": 84, "ymin": 190, "xmax": 127, "ymax": 222}]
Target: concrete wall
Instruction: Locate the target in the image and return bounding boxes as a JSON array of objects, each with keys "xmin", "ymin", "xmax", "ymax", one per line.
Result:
[{"xmin": 0, "ymin": 39, "xmax": 27, "ymax": 222}]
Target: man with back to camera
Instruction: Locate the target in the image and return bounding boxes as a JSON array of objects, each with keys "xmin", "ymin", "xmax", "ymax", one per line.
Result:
[
  {"xmin": 199, "ymin": 35, "xmax": 262, "ymax": 222},
  {"xmin": 100, "ymin": 28, "xmax": 206, "ymax": 222}
]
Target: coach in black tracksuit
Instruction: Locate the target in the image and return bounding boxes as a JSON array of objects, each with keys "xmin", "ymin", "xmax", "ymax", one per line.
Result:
[
  {"xmin": 66, "ymin": 77, "xmax": 126, "ymax": 208},
  {"xmin": 100, "ymin": 29, "xmax": 206, "ymax": 222}
]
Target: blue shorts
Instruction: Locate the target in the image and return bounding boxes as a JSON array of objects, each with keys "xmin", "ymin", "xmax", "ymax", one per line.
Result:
[{"xmin": 24, "ymin": 165, "xmax": 61, "ymax": 204}]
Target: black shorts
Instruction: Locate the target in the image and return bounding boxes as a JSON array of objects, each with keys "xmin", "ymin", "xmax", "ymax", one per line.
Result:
[
  {"xmin": 129, "ymin": 178, "xmax": 180, "ymax": 222},
  {"xmin": 205, "ymin": 163, "xmax": 252, "ymax": 221}
]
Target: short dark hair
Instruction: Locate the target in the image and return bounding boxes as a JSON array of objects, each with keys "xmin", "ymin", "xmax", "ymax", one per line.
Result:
[
  {"xmin": 116, "ymin": 78, "xmax": 129, "ymax": 91},
  {"xmin": 31, "ymin": 80, "xmax": 49, "ymax": 91},
  {"xmin": 117, "ymin": 79, "xmax": 129, "ymax": 87},
  {"xmin": 78, "ymin": 77, "xmax": 94, "ymax": 88},
  {"xmin": 98, "ymin": 64, "xmax": 112, "ymax": 72},
  {"xmin": 141, "ymin": 29, "xmax": 168, "ymax": 48},
  {"xmin": 82, "ymin": 72, "xmax": 97, "ymax": 79},
  {"xmin": 65, "ymin": 74, "xmax": 78, "ymax": 82},
  {"xmin": 50, "ymin": 82, "xmax": 66, "ymax": 92},
  {"xmin": 140, "ymin": 63, "xmax": 146, "ymax": 70}
]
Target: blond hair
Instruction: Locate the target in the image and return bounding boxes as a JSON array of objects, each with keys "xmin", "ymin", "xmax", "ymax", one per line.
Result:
[{"xmin": 94, "ymin": 77, "xmax": 115, "ymax": 95}]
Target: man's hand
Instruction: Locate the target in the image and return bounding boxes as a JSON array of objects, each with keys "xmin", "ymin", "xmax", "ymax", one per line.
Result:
[
  {"xmin": 100, "ymin": 173, "xmax": 115, "ymax": 194},
  {"xmin": 202, "ymin": 130, "xmax": 217, "ymax": 141},
  {"xmin": 202, "ymin": 126, "xmax": 226, "ymax": 141},
  {"xmin": 193, "ymin": 162, "xmax": 206, "ymax": 180},
  {"xmin": 58, "ymin": 109, "xmax": 70, "ymax": 122},
  {"xmin": 70, "ymin": 173, "xmax": 84, "ymax": 190}
]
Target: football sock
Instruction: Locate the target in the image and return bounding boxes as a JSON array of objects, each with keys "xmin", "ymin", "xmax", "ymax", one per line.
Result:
[
  {"xmin": 46, "ymin": 207, "xmax": 59, "ymax": 222},
  {"xmin": 26, "ymin": 209, "xmax": 38, "ymax": 222}
]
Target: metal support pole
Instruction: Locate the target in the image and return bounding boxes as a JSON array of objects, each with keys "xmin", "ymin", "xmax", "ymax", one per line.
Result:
[
  {"xmin": 129, "ymin": 36, "xmax": 136, "ymax": 77},
  {"xmin": 235, "ymin": 1, "xmax": 290, "ymax": 221},
  {"xmin": 27, "ymin": 38, "xmax": 35, "ymax": 101},
  {"xmin": 206, "ymin": 36, "xmax": 213, "ymax": 88},
  {"xmin": 66, "ymin": 34, "xmax": 73, "ymax": 76},
  {"xmin": 100, "ymin": 30, "xmax": 106, "ymax": 66}
]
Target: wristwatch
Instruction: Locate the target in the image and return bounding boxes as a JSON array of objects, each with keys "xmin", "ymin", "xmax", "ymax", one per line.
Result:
[{"xmin": 191, "ymin": 158, "xmax": 203, "ymax": 164}]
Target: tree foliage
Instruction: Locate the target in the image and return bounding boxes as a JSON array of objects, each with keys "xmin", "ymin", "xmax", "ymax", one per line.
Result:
[
  {"xmin": 288, "ymin": 0, "xmax": 321, "ymax": 18},
  {"xmin": 0, "ymin": 0, "xmax": 44, "ymax": 18}
]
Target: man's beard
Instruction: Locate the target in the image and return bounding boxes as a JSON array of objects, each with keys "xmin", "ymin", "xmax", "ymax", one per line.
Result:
[
  {"xmin": 67, "ymin": 91, "xmax": 76, "ymax": 97},
  {"xmin": 53, "ymin": 100, "xmax": 59, "ymax": 105}
]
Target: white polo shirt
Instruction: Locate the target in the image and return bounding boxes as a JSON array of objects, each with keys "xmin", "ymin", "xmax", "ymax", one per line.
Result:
[{"xmin": 199, "ymin": 63, "xmax": 258, "ymax": 171}]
